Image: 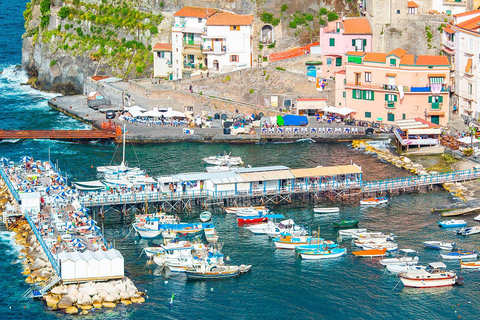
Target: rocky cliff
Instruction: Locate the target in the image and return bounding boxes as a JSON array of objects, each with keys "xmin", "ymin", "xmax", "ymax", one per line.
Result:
[{"xmin": 22, "ymin": 0, "xmax": 357, "ymax": 94}]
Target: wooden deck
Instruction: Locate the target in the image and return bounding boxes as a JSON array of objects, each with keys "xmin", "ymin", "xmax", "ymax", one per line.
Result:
[{"xmin": 0, "ymin": 130, "xmax": 117, "ymax": 140}]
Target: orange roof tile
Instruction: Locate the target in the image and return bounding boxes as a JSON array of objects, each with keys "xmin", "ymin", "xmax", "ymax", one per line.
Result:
[
  {"xmin": 363, "ymin": 52, "xmax": 388, "ymax": 63},
  {"xmin": 345, "ymin": 51, "xmax": 366, "ymax": 56},
  {"xmin": 388, "ymin": 48, "xmax": 407, "ymax": 58},
  {"xmin": 342, "ymin": 18, "xmax": 372, "ymax": 34},
  {"xmin": 416, "ymin": 55, "xmax": 450, "ymax": 66},
  {"xmin": 153, "ymin": 43, "xmax": 172, "ymax": 51},
  {"xmin": 174, "ymin": 6, "xmax": 218, "ymax": 18},
  {"xmin": 456, "ymin": 16, "xmax": 480, "ymax": 31},
  {"xmin": 207, "ymin": 11, "xmax": 254, "ymax": 26},
  {"xmin": 443, "ymin": 26, "xmax": 455, "ymax": 34},
  {"xmin": 336, "ymin": 70, "xmax": 346, "ymax": 74},
  {"xmin": 400, "ymin": 54, "xmax": 415, "ymax": 65},
  {"xmin": 407, "ymin": 1, "xmax": 419, "ymax": 8},
  {"xmin": 453, "ymin": 8, "xmax": 480, "ymax": 18}
]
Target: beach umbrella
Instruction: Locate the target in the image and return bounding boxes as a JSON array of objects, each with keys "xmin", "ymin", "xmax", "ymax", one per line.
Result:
[
  {"xmin": 66, "ymin": 189, "xmax": 77, "ymax": 195},
  {"xmin": 0, "ymin": 157, "xmax": 9, "ymax": 165},
  {"xmin": 88, "ymin": 225, "xmax": 100, "ymax": 232},
  {"xmin": 87, "ymin": 218, "xmax": 97, "ymax": 225},
  {"xmin": 20, "ymin": 156, "xmax": 32, "ymax": 162},
  {"xmin": 25, "ymin": 188, "xmax": 35, "ymax": 193},
  {"xmin": 53, "ymin": 194, "xmax": 64, "ymax": 202},
  {"xmin": 58, "ymin": 191, "xmax": 68, "ymax": 197},
  {"xmin": 79, "ymin": 207, "xmax": 89, "ymax": 213},
  {"xmin": 45, "ymin": 186, "xmax": 51, "ymax": 193},
  {"xmin": 71, "ymin": 237, "xmax": 82, "ymax": 244},
  {"xmin": 56, "ymin": 176, "xmax": 66, "ymax": 183}
]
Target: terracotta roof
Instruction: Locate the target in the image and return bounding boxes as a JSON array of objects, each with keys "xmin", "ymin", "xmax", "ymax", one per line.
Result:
[
  {"xmin": 416, "ymin": 55, "xmax": 450, "ymax": 66},
  {"xmin": 456, "ymin": 15, "xmax": 480, "ymax": 31},
  {"xmin": 414, "ymin": 117, "xmax": 441, "ymax": 128},
  {"xmin": 443, "ymin": 26, "xmax": 455, "ymax": 34},
  {"xmin": 153, "ymin": 43, "xmax": 172, "ymax": 51},
  {"xmin": 388, "ymin": 48, "xmax": 407, "ymax": 58},
  {"xmin": 400, "ymin": 54, "xmax": 415, "ymax": 65},
  {"xmin": 363, "ymin": 52, "xmax": 388, "ymax": 63},
  {"xmin": 453, "ymin": 9, "xmax": 480, "ymax": 18},
  {"xmin": 407, "ymin": 1, "xmax": 419, "ymax": 8},
  {"xmin": 342, "ymin": 18, "xmax": 372, "ymax": 34},
  {"xmin": 207, "ymin": 11, "xmax": 254, "ymax": 26},
  {"xmin": 174, "ymin": 6, "xmax": 218, "ymax": 18},
  {"xmin": 345, "ymin": 51, "xmax": 366, "ymax": 56},
  {"xmin": 336, "ymin": 70, "xmax": 346, "ymax": 75}
]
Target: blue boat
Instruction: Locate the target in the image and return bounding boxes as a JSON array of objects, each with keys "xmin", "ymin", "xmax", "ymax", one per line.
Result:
[
  {"xmin": 295, "ymin": 243, "xmax": 338, "ymax": 253},
  {"xmin": 438, "ymin": 219, "xmax": 467, "ymax": 228},
  {"xmin": 300, "ymin": 247, "xmax": 347, "ymax": 260}
]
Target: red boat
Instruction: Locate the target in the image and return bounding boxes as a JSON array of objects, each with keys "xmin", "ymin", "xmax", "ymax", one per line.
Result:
[{"xmin": 237, "ymin": 216, "xmax": 268, "ymax": 225}]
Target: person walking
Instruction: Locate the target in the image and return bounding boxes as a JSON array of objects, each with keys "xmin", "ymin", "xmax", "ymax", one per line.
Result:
[
  {"xmin": 453, "ymin": 104, "xmax": 457, "ymax": 115},
  {"xmin": 189, "ymin": 85, "xmax": 193, "ymax": 93}
]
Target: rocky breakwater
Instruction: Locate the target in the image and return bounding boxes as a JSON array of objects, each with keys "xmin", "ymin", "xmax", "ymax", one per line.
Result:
[{"xmin": 352, "ymin": 140, "xmax": 469, "ymax": 201}]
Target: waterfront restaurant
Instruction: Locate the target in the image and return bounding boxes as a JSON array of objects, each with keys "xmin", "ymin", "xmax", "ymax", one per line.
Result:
[
  {"xmin": 233, "ymin": 166, "xmax": 295, "ymax": 193},
  {"xmin": 394, "ymin": 118, "xmax": 442, "ymax": 150},
  {"xmin": 290, "ymin": 165, "xmax": 363, "ymax": 190}
]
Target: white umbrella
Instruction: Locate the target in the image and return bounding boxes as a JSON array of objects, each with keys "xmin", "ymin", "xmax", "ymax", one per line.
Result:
[
  {"xmin": 163, "ymin": 110, "xmax": 186, "ymax": 118},
  {"xmin": 335, "ymin": 107, "xmax": 357, "ymax": 116},
  {"xmin": 322, "ymin": 106, "xmax": 340, "ymax": 113},
  {"xmin": 125, "ymin": 105, "xmax": 146, "ymax": 112}
]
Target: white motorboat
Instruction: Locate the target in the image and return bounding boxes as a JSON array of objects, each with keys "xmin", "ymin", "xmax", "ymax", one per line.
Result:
[
  {"xmin": 235, "ymin": 207, "xmax": 270, "ymax": 217},
  {"xmin": 379, "ymin": 249, "xmax": 419, "ymax": 266},
  {"xmin": 399, "ymin": 262, "xmax": 457, "ymax": 288},
  {"xmin": 386, "ymin": 264, "xmax": 426, "ymax": 274},
  {"xmin": 362, "ymin": 242, "xmax": 398, "ymax": 252},
  {"xmin": 264, "ymin": 219, "xmax": 307, "ymax": 238},
  {"xmin": 338, "ymin": 228, "xmax": 368, "ymax": 238},
  {"xmin": 153, "ymin": 246, "xmax": 224, "ymax": 272},
  {"xmin": 144, "ymin": 247, "xmax": 164, "ymax": 258},
  {"xmin": 438, "ymin": 219, "xmax": 467, "ymax": 228},
  {"xmin": 457, "ymin": 226, "xmax": 480, "ymax": 236},
  {"xmin": 441, "ymin": 250, "xmax": 477, "ymax": 260},
  {"xmin": 423, "ymin": 241, "xmax": 456, "ymax": 250},
  {"xmin": 224, "ymin": 206, "xmax": 266, "ymax": 214},
  {"xmin": 354, "ymin": 237, "xmax": 394, "ymax": 247},
  {"xmin": 474, "ymin": 214, "xmax": 480, "ymax": 222},
  {"xmin": 245, "ymin": 221, "xmax": 276, "ymax": 234},
  {"xmin": 313, "ymin": 207, "xmax": 340, "ymax": 214},
  {"xmin": 200, "ymin": 211, "xmax": 212, "ymax": 222},
  {"xmin": 203, "ymin": 152, "xmax": 243, "ymax": 166},
  {"xmin": 351, "ymin": 232, "xmax": 386, "ymax": 239},
  {"xmin": 360, "ymin": 197, "xmax": 388, "ymax": 206}
]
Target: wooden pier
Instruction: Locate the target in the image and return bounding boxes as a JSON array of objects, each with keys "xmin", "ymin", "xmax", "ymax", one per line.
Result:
[
  {"xmin": 77, "ymin": 168, "xmax": 480, "ymax": 212},
  {"xmin": 0, "ymin": 129, "xmax": 117, "ymax": 141}
]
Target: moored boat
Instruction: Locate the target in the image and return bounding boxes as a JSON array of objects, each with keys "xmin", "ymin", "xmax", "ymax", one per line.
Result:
[
  {"xmin": 386, "ymin": 264, "xmax": 426, "ymax": 274},
  {"xmin": 295, "ymin": 242, "xmax": 337, "ymax": 252},
  {"xmin": 360, "ymin": 197, "xmax": 388, "ymax": 206},
  {"xmin": 423, "ymin": 241, "xmax": 456, "ymax": 250},
  {"xmin": 460, "ymin": 260, "xmax": 480, "ymax": 269},
  {"xmin": 300, "ymin": 247, "xmax": 347, "ymax": 260},
  {"xmin": 399, "ymin": 262, "xmax": 457, "ymax": 288},
  {"xmin": 313, "ymin": 207, "xmax": 340, "ymax": 214},
  {"xmin": 199, "ymin": 211, "xmax": 212, "ymax": 222},
  {"xmin": 237, "ymin": 214, "xmax": 283, "ymax": 225},
  {"xmin": 438, "ymin": 219, "xmax": 467, "ymax": 228},
  {"xmin": 338, "ymin": 228, "xmax": 368, "ymax": 238},
  {"xmin": 379, "ymin": 249, "xmax": 418, "ymax": 266},
  {"xmin": 203, "ymin": 152, "xmax": 243, "ymax": 166},
  {"xmin": 362, "ymin": 242, "xmax": 398, "ymax": 252},
  {"xmin": 441, "ymin": 250, "xmax": 477, "ymax": 260},
  {"xmin": 185, "ymin": 264, "xmax": 241, "ymax": 280},
  {"xmin": 235, "ymin": 207, "xmax": 270, "ymax": 217},
  {"xmin": 272, "ymin": 232, "xmax": 323, "ymax": 250},
  {"xmin": 224, "ymin": 206, "xmax": 266, "ymax": 214},
  {"xmin": 457, "ymin": 225, "xmax": 480, "ymax": 236},
  {"xmin": 352, "ymin": 248, "xmax": 387, "ymax": 257},
  {"xmin": 332, "ymin": 220, "xmax": 359, "ymax": 228}
]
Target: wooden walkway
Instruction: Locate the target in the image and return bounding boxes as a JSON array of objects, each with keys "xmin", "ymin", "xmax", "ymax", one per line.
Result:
[
  {"xmin": 77, "ymin": 168, "xmax": 480, "ymax": 209},
  {"xmin": 0, "ymin": 130, "xmax": 117, "ymax": 140}
]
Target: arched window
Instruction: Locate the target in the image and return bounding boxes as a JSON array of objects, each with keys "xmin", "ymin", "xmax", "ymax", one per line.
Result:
[{"xmin": 260, "ymin": 25, "xmax": 274, "ymax": 44}]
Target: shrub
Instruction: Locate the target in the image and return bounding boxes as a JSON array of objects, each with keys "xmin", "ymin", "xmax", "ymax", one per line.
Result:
[
  {"xmin": 327, "ymin": 11, "xmax": 339, "ymax": 21},
  {"xmin": 40, "ymin": 0, "xmax": 50, "ymax": 15},
  {"xmin": 276, "ymin": 67, "xmax": 285, "ymax": 71},
  {"xmin": 50, "ymin": 60, "xmax": 57, "ymax": 66},
  {"xmin": 65, "ymin": 24, "xmax": 70, "ymax": 30},
  {"xmin": 149, "ymin": 25, "xmax": 158, "ymax": 34},
  {"xmin": 267, "ymin": 42, "xmax": 276, "ymax": 49},
  {"xmin": 258, "ymin": 44, "xmax": 264, "ymax": 50},
  {"xmin": 76, "ymin": 27, "xmax": 83, "ymax": 36},
  {"xmin": 58, "ymin": 7, "xmax": 70, "ymax": 19},
  {"xmin": 319, "ymin": 8, "xmax": 328, "ymax": 15},
  {"xmin": 281, "ymin": 4, "xmax": 288, "ymax": 13},
  {"xmin": 40, "ymin": 15, "xmax": 50, "ymax": 28},
  {"xmin": 249, "ymin": 89, "xmax": 254, "ymax": 94}
]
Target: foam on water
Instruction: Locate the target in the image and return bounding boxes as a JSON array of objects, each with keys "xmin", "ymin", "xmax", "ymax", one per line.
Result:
[{"xmin": 0, "ymin": 231, "xmax": 23, "ymax": 255}]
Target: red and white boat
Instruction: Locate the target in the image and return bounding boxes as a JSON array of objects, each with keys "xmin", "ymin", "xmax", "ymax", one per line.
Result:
[
  {"xmin": 225, "ymin": 206, "xmax": 266, "ymax": 214},
  {"xmin": 237, "ymin": 214, "xmax": 283, "ymax": 226},
  {"xmin": 399, "ymin": 262, "xmax": 458, "ymax": 288}
]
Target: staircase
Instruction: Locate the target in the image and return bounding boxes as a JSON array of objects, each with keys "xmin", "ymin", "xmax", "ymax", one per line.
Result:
[{"xmin": 21, "ymin": 275, "xmax": 62, "ymax": 299}]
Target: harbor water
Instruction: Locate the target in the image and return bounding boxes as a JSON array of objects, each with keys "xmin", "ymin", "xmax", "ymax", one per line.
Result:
[{"xmin": 2, "ymin": 2, "xmax": 480, "ymax": 319}]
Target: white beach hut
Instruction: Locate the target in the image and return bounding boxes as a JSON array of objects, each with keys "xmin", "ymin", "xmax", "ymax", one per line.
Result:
[
  {"xmin": 75, "ymin": 252, "xmax": 88, "ymax": 279},
  {"xmin": 105, "ymin": 249, "xmax": 125, "ymax": 277},
  {"xmin": 94, "ymin": 250, "xmax": 111, "ymax": 278},
  {"xmin": 82, "ymin": 251, "xmax": 100, "ymax": 279},
  {"xmin": 58, "ymin": 251, "xmax": 80, "ymax": 281}
]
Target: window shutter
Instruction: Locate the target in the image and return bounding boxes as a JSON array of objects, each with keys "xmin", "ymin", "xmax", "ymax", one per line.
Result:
[
  {"xmin": 362, "ymin": 90, "xmax": 366, "ymax": 100},
  {"xmin": 394, "ymin": 95, "xmax": 397, "ymax": 102},
  {"xmin": 363, "ymin": 39, "xmax": 367, "ymax": 47},
  {"xmin": 352, "ymin": 39, "xmax": 355, "ymax": 46},
  {"xmin": 439, "ymin": 96, "xmax": 443, "ymax": 103},
  {"xmin": 353, "ymin": 89, "xmax": 356, "ymax": 99},
  {"xmin": 371, "ymin": 91, "xmax": 374, "ymax": 100},
  {"xmin": 385, "ymin": 94, "xmax": 388, "ymax": 101},
  {"xmin": 428, "ymin": 96, "xmax": 432, "ymax": 103}
]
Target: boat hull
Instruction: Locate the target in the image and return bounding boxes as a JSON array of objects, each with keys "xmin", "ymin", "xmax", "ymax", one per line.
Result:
[
  {"xmin": 185, "ymin": 270, "xmax": 240, "ymax": 279},
  {"xmin": 423, "ymin": 241, "xmax": 455, "ymax": 250},
  {"xmin": 399, "ymin": 276, "xmax": 456, "ymax": 288},
  {"xmin": 237, "ymin": 217, "xmax": 267, "ymax": 225},
  {"xmin": 460, "ymin": 261, "xmax": 480, "ymax": 269},
  {"xmin": 441, "ymin": 253, "xmax": 477, "ymax": 260},
  {"xmin": 352, "ymin": 248, "xmax": 387, "ymax": 257},
  {"xmin": 313, "ymin": 207, "xmax": 340, "ymax": 213},
  {"xmin": 300, "ymin": 248, "xmax": 347, "ymax": 260}
]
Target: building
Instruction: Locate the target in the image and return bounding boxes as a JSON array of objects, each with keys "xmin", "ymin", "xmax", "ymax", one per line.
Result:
[
  {"xmin": 204, "ymin": 11, "xmax": 254, "ymax": 73},
  {"xmin": 442, "ymin": 9, "xmax": 480, "ymax": 119},
  {"xmin": 171, "ymin": 6, "xmax": 254, "ymax": 79},
  {"xmin": 319, "ymin": 18, "xmax": 372, "ymax": 79},
  {"xmin": 171, "ymin": 6, "xmax": 218, "ymax": 80},
  {"xmin": 153, "ymin": 43, "xmax": 172, "ymax": 78},
  {"xmin": 296, "ymin": 98, "xmax": 328, "ymax": 116},
  {"xmin": 335, "ymin": 48, "xmax": 450, "ymax": 125}
]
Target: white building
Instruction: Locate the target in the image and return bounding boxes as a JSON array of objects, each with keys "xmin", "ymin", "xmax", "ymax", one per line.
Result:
[
  {"xmin": 171, "ymin": 6, "xmax": 218, "ymax": 80},
  {"xmin": 442, "ymin": 9, "xmax": 480, "ymax": 119},
  {"xmin": 204, "ymin": 11, "xmax": 254, "ymax": 73},
  {"xmin": 153, "ymin": 43, "xmax": 172, "ymax": 78},
  {"xmin": 431, "ymin": 0, "xmax": 468, "ymax": 16}
]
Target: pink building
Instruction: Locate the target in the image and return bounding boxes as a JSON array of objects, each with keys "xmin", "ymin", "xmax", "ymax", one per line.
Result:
[
  {"xmin": 319, "ymin": 18, "xmax": 372, "ymax": 79},
  {"xmin": 335, "ymin": 48, "xmax": 451, "ymax": 126}
]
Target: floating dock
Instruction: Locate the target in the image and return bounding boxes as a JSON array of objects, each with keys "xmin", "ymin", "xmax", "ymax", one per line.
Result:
[{"xmin": 0, "ymin": 129, "xmax": 117, "ymax": 141}]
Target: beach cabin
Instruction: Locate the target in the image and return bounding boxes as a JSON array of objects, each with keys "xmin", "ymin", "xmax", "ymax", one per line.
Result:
[
  {"xmin": 58, "ymin": 251, "xmax": 81, "ymax": 281},
  {"xmin": 75, "ymin": 253, "xmax": 89, "ymax": 279},
  {"xmin": 96, "ymin": 250, "xmax": 111, "ymax": 278},
  {"xmin": 394, "ymin": 118, "xmax": 442, "ymax": 150},
  {"xmin": 233, "ymin": 166, "xmax": 294, "ymax": 193},
  {"xmin": 82, "ymin": 251, "xmax": 100, "ymax": 279},
  {"xmin": 105, "ymin": 249, "xmax": 125, "ymax": 277},
  {"xmin": 19, "ymin": 191, "xmax": 41, "ymax": 213},
  {"xmin": 290, "ymin": 165, "xmax": 363, "ymax": 190}
]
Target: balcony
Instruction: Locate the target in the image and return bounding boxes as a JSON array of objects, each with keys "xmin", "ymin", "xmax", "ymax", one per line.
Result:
[
  {"xmin": 201, "ymin": 45, "xmax": 226, "ymax": 54},
  {"xmin": 345, "ymin": 82, "xmax": 399, "ymax": 91},
  {"xmin": 410, "ymin": 85, "xmax": 450, "ymax": 93},
  {"xmin": 442, "ymin": 39, "xmax": 455, "ymax": 52},
  {"xmin": 443, "ymin": 0, "xmax": 466, "ymax": 5}
]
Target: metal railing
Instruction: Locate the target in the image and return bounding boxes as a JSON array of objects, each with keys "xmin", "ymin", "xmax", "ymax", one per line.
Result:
[{"xmin": 0, "ymin": 166, "xmax": 20, "ymax": 202}]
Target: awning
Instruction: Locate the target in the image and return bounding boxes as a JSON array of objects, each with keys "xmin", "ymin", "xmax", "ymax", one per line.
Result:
[
  {"xmin": 427, "ymin": 74, "xmax": 445, "ymax": 78},
  {"xmin": 385, "ymin": 73, "xmax": 396, "ymax": 77},
  {"xmin": 458, "ymin": 137, "xmax": 480, "ymax": 144},
  {"xmin": 444, "ymin": 27, "xmax": 455, "ymax": 34},
  {"xmin": 407, "ymin": 1, "xmax": 419, "ymax": 7},
  {"xmin": 407, "ymin": 128, "xmax": 442, "ymax": 135},
  {"xmin": 427, "ymin": 111, "xmax": 445, "ymax": 116},
  {"xmin": 335, "ymin": 107, "xmax": 357, "ymax": 116},
  {"xmin": 239, "ymin": 170, "xmax": 294, "ymax": 182},
  {"xmin": 466, "ymin": 58, "xmax": 472, "ymax": 73}
]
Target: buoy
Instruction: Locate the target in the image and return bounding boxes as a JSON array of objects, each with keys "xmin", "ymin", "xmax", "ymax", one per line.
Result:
[
  {"xmin": 210, "ymin": 288, "xmax": 213, "ymax": 291},
  {"xmin": 164, "ymin": 280, "xmax": 168, "ymax": 284}
]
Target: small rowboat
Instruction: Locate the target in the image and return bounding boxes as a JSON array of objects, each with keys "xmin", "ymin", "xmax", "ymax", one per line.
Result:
[
  {"xmin": 360, "ymin": 197, "xmax": 388, "ymax": 206},
  {"xmin": 352, "ymin": 248, "xmax": 387, "ymax": 257},
  {"xmin": 460, "ymin": 261, "xmax": 480, "ymax": 269},
  {"xmin": 423, "ymin": 241, "xmax": 456, "ymax": 250},
  {"xmin": 199, "ymin": 211, "xmax": 212, "ymax": 222},
  {"xmin": 225, "ymin": 206, "xmax": 266, "ymax": 214},
  {"xmin": 313, "ymin": 207, "xmax": 340, "ymax": 214},
  {"xmin": 441, "ymin": 251, "xmax": 477, "ymax": 260},
  {"xmin": 338, "ymin": 228, "xmax": 368, "ymax": 238},
  {"xmin": 300, "ymin": 247, "xmax": 347, "ymax": 260},
  {"xmin": 438, "ymin": 219, "xmax": 467, "ymax": 228},
  {"xmin": 332, "ymin": 220, "xmax": 359, "ymax": 228}
]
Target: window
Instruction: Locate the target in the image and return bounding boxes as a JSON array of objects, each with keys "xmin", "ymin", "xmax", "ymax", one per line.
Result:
[
  {"xmin": 390, "ymin": 58, "xmax": 396, "ymax": 66},
  {"xmin": 327, "ymin": 58, "xmax": 332, "ymax": 66},
  {"xmin": 468, "ymin": 83, "xmax": 473, "ymax": 95},
  {"xmin": 387, "ymin": 102, "xmax": 395, "ymax": 108},
  {"xmin": 187, "ymin": 54, "xmax": 194, "ymax": 64},
  {"xmin": 329, "ymin": 38, "xmax": 335, "ymax": 46},
  {"xmin": 283, "ymin": 99, "xmax": 292, "ymax": 109},
  {"xmin": 230, "ymin": 55, "xmax": 239, "ymax": 62},
  {"xmin": 365, "ymin": 72, "xmax": 371, "ymax": 82},
  {"xmin": 387, "ymin": 113, "xmax": 395, "ymax": 121},
  {"xmin": 198, "ymin": 18, "xmax": 202, "ymax": 23},
  {"xmin": 363, "ymin": 90, "xmax": 374, "ymax": 100},
  {"xmin": 352, "ymin": 39, "xmax": 366, "ymax": 52},
  {"xmin": 385, "ymin": 94, "xmax": 397, "ymax": 102},
  {"xmin": 431, "ymin": 103, "xmax": 440, "ymax": 110},
  {"xmin": 343, "ymin": 91, "xmax": 346, "ymax": 98},
  {"xmin": 396, "ymin": 10, "xmax": 400, "ymax": 14},
  {"xmin": 230, "ymin": 26, "xmax": 240, "ymax": 31},
  {"xmin": 402, "ymin": 113, "xmax": 406, "ymax": 120},
  {"xmin": 353, "ymin": 89, "xmax": 362, "ymax": 99},
  {"xmin": 336, "ymin": 57, "xmax": 342, "ymax": 66},
  {"xmin": 365, "ymin": 112, "xmax": 372, "ymax": 118},
  {"xmin": 428, "ymin": 96, "xmax": 443, "ymax": 103}
]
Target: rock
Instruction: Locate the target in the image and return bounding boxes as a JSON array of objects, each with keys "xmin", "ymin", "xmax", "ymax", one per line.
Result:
[
  {"xmin": 120, "ymin": 299, "xmax": 132, "ymax": 305},
  {"xmin": 103, "ymin": 302, "xmax": 116, "ymax": 308},
  {"xmin": 80, "ymin": 310, "xmax": 89, "ymax": 315},
  {"xmin": 98, "ymin": 290, "xmax": 108, "ymax": 300},
  {"xmin": 45, "ymin": 296, "xmax": 59, "ymax": 308},
  {"xmin": 91, "ymin": 295, "xmax": 102, "ymax": 303},
  {"xmin": 130, "ymin": 296, "xmax": 145, "ymax": 303},
  {"xmin": 67, "ymin": 288, "xmax": 79, "ymax": 303},
  {"xmin": 93, "ymin": 302, "xmax": 103, "ymax": 309},
  {"xmin": 31, "ymin": 259, "xmax": 46, "ymax": 270},
  {"xmin": 65, "ymin": 306, "xmax": 79, "ymax": 314},
  {"xmin": 119, "ymin": 291, "xmax": 131, "ymax": 300},
  {"xmin": 79, "ymin": 285, "xmax": 97, "ymax": 296},
  {"xmin": 25, "ymin": 277, "xmax": 34, "ymax": 284},
  {"xmin": 79, "ymin": 305, "xmax": 93, "ymax": 310},
  {"xmin": 114, "ymin": 283, "xmax": 126, "ymax": 293},
  {"xmin": 57, "ymin": 297, "xmax": 73, "ymax": 309},
  {"xmin": 104, "ymin": 293, "xmax": 119, "ymax": 302},
  {"xmin": 77, "ymin": 293, "xmax": 92, "ymax": 306}
]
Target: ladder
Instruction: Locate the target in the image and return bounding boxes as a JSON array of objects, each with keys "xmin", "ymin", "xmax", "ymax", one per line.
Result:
[{"xmin": 21, "ymin": 275, "xmax": 62, "ymax": 299}]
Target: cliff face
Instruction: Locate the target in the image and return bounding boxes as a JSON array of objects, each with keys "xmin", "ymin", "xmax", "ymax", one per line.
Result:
[{"xmin": 22, "ymin": 0, "xmax": 357, "ymax": 94}]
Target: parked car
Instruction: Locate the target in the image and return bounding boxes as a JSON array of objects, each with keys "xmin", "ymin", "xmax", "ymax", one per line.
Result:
[{"xmin": 106, "ymin": 110, "xmax": 116, "ymax": 119}]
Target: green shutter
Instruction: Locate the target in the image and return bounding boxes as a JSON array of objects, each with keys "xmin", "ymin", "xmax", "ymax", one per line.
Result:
[
  {"xmin": 352, "ymin": 39, "xmax": 356, "ymax": 46},
  {"xmin": 390, "ymin": 58, "xmax": 396, "ymax": 65},
  {"xmin": 355, "ymin": 57, "xmax": 362, "ymax": 64},
  {"xmin": 336, "ymin": 57, "xmax": 342, "ymax": 66},
  {"xmin": 431, "ymin": 102, "xmax": 440, "ymax": 110},
  {"xmin": 348, "ymin": 56, "xmax": 354, "ymax": 63},
  {"xmin": 362, "ymin": 90, "xmax": 366, "ymax": 100},
  {"xmin": 352, "ymin": 89, "xmax": 356, "ymax": 99},
  {"xmin": 439, "ymin": 96, "xmax": 443, "ymax": 103},
  {"xmin": 388, "ymin": 113, "xmax": 395, "ymax": 121},
  {"xmin": 363, "ymin": 39, "xmax": 367, "ymax": 47},
  {"xmin": 428, "ymin": 96, "xmax": 432, "ymax": 103},
  {"xmin": 330, "ymin": 38, "xmax": 335, "ymax": 46},
  {"xmin": 385, "ymin": 94, "xmax": 389, "ymax": 101},
  {"xmin": 365, "ymin": 112, "xmax": 371, "ymax": 118},
  {"xmin": 371, "ymin": 91, "xmax": 374, "ymax": 100},
  {"xmin": 394, "ymin": 95, "xmax": 397, "ymax": 102}
]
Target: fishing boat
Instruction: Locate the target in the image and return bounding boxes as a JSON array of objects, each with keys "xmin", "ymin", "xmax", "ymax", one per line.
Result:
[
  {"xmin": 272, "ymin": 232, "xmax": 323, "ymax": 250},
  {"xmin": 185, "ymin": 264, "xmax": 246, "ymax": 279},
  {"xmin": 332, "ymin": 220, "xmax": 359, "ymax": 228},
  {"xmin": 300, "ymin": 247, "xmax": 347, "ymax": 260},
  {"xmin": 199, "ymin": 211, "xmax": 212, "ymax": 222},
  {"xmin": 264, "ymin": 219, "xmax": 308, "ymax": 238},
  {"xmin": 224, "ymin": 206, "xmax": 266, "ymax": 214},
  {"xmin": 352, "ymin": 231, "xmax": 386, "ymax": 239},
  {"xmin": 360, "ymin": 197, "xmax": 388, "ymax": 206},
  {"xmin": 295, "ymin": 242, "xmax": 337, "ymax": 252},
  {"xmin": 154, "ymin": 246, "xmax": 224, "ymax": 272},
  {"xmin": 438, "ymin": 219, "xmax": 467, "ymax": 228},
  {"xmin": 235, "ymin": 207, "xmax": 270, "ymax": 217},
  {"xmin": 338, "ymin": 228, "xmax": 368, "ymax": 238},
  {"xmin": 423, "ymin": 241, "xmax": 456, "ymax": 250},
  {"xmin": 398, "ymin": 262, "xmax": 457, "ymax": 288},
  {"xmin": 457, "ymin": 225, "xmax": 480, "ymax": 236},
  {"xmin": 203, "ymin": 152, "xmax": 243, "ymax": 166},
  {"xmin": 133, "ymin": 217, "xmax": 216, "ymax": 239},
  {"xmin": 144, "ymin": 247, "xmax": 165, "ymax": 258},
  {"xmin": 352, "ymin": 248, "xmax": 387, "ymax": 257},
  {"xmin": 313, "ymin": 207, "xmax": 340, "ymax": 214},
  {"xmin": 460, "ymin": 260, "xmax": 480, "ymax": 269},
  {"xmin": 386, "ymin": 264, "xmax": 426, "ymax": 274},
  {"xmin": 379, "ymin": 249, "xmax": 418, "ymax": 266},
  {"xmin": 362, "ymin": 242, "xmax": 398, "ymax": 252},
  {"xmin": 237, "ymin": 214, "xmax": 283, "ymax": 225},
  {"xmin": 441, "ymin": 250, "xmax": 477, "ymax": 260}
]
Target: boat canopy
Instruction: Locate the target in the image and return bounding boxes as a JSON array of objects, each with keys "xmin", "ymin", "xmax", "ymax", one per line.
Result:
[
  {"xmin": 400, "ymin": 249, "xmax": 417, "ymax": 253},
  {"xmin": 239, "ymin": 170, "xmax": 294, "ymax": 182},
  {"xmin": 428, "ymin": 262, "xmax": 446, "ymax": 269}
]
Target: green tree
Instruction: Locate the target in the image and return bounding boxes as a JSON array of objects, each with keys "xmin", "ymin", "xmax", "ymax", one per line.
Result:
[
  {"xmin": 327, "ymin": 11, "xmax": 339, "ymax": 21},
  {"xmin": 58, "ymin": 7, "xmax": 70, "ymax": 19}
]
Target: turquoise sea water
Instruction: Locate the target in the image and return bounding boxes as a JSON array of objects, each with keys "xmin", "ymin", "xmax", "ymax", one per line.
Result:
[{"xmin": 2, "ymin": 2, "xmax": 480, "ymax": 319}]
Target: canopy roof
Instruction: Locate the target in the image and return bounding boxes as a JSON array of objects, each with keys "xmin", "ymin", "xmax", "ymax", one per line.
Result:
[
  {"xmin": 407, "ymin": 128, "xmax": 441, "ymax": 135},
  {"xmin": 238, "ymin": 170, "xmax": 295, "ymax": 182},
  {"xmin": 290, "ymin": 165, "xmax": 362, "ymax": 178}
]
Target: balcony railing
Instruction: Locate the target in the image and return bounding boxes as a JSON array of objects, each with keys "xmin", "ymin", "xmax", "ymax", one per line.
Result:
[
  {"xmin": 442, "ymin": 40, "xmax": 455, "ymax": 51},
  {"xmin": 346, "ymin": 82, "xmax": 450, "ymax": 93},
  {"xmin": 201, "ymin": 45, "xmax": 226, "ymax": 53}
]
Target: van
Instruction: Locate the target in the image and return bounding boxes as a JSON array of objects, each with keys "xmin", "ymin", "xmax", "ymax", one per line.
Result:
[{"xmin": 106, "ymin": 110, "xmax": 116, "ymax": 119}]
